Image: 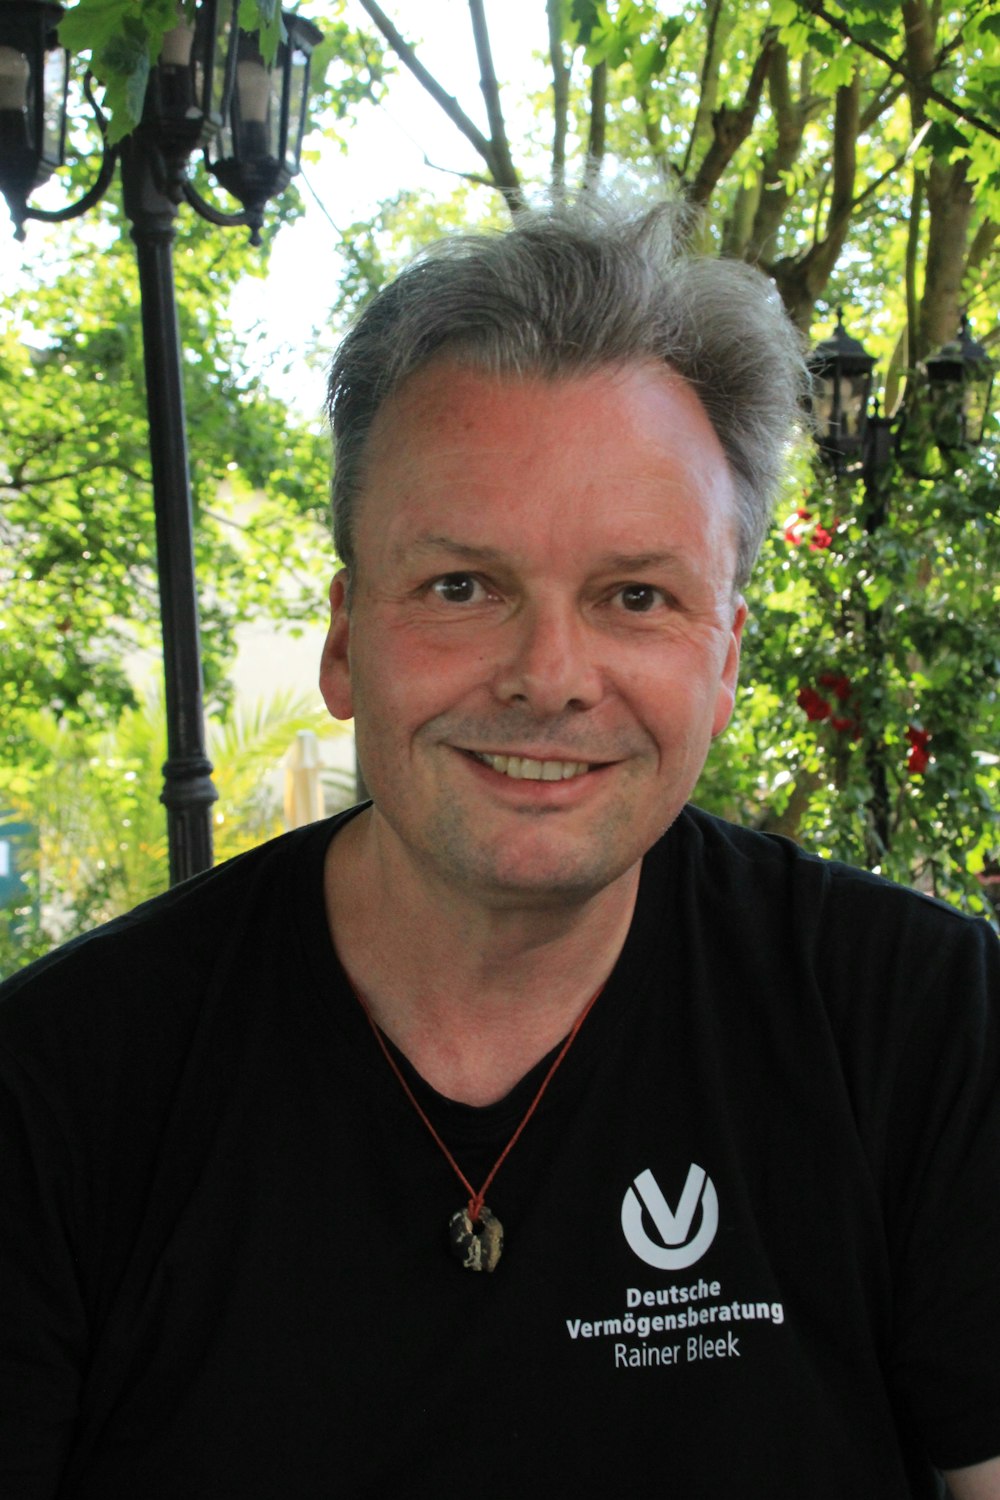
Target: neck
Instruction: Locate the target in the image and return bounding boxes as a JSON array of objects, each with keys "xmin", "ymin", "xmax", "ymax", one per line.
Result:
[{"xmin": 323, "ymin": 807, "xmax": 639, "ymax": 1105}]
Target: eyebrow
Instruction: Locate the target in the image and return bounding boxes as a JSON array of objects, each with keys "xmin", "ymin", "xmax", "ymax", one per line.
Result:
[
  {"xmin": 405, "ymin": 536, "xmax": 690, "ymax": 572},
  {"xmin": 405, "ymin": 535, "xmax": 509, "ymax": 564}
]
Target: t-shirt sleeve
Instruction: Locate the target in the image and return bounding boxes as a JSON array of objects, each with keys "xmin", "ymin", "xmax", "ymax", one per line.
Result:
[{"xmin": 880, "ymin": 915, "xmax": 1000, "ymax": 1471}]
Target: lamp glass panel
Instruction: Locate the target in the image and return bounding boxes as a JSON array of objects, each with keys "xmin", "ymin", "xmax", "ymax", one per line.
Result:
[
  {"xmin": 0, "ymin": 43, "xmax": 34, "ymax": 157},
  {"xmin": 810, "ymin": 372, "xmax": 836, "ymax": 436},
  {"xmin": 236, "ymin": 55, "xmax": 274, "ymax": 157},
  {"xmin": 928, "ymin": 380, "xmax": 965, "ymax": 449},
  {"xmin": 284, "ymin": 46, "xmax": 307, "ymax": 170},
  {"xmin": 40, "ymin": 44, "xmax": 67, "ymax": 164},
  {"xmin": 928, "ymin": 362, "xmax": 994, "ymax": 448},
  {"xmin": 161, "ymin": 19, "xmax": 195, "ymax": 67},
  {"xmin": 204, "ymin": 0, "xmax": 235, "ymax": 125},
  {"xmin": 963, "ymin": 381, "xmax": 988, "ymax": 445},
  {"xmin": 157, "ymin": 20, "xmax": 196, "ymax": 117},
  {"xmin": 272, "ymin": 51, "xmax": 289, "ymax": 166},
  {"xmin": 0, "ymin": 46, "xmax": 30, "ymax": 112},
  {"xmin": 843, "ymin": 371, "xmax": 868, "ymax": 437}
]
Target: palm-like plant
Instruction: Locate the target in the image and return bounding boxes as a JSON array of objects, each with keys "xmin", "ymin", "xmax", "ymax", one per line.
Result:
[{"xmin": 0, "ymin": 692, "xmax": 354, "ymax": 977}]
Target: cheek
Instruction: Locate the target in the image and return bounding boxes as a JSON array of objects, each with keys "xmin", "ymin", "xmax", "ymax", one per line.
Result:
[
  {"xmin": 353, "ymin": 627, "xmax": 481, "ymax": 728},
  {"xmin": 620, "ymin": 652, "xmax": 730, "ymax": 744}
]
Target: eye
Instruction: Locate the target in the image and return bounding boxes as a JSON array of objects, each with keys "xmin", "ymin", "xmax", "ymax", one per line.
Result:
[
  {"xmin": 616, "ymin": 583, "xmax": 666, "ymax": 613},
  {"xmin": 430, "ymin": 572, "xmax": 490, "ymax": 605}
]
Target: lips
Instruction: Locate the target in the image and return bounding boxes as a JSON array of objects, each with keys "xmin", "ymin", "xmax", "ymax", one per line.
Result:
[{"xmin": 470, "ymin": 751, "xmax": 591, "ymax": 782}]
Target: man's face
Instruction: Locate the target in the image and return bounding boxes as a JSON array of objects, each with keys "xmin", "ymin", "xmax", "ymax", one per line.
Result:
[{"xmin": 320, "ymin": 358, "xmax": 746, "ymax": 910}]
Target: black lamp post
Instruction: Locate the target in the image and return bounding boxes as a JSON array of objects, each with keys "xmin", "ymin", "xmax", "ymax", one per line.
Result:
[
  {"xmin": 0, "ymin": 0, "xmax": 67, "ymax": 231},
  {"xmin": 808, "ymin": 308, "xmax": 996, "ymax": 473},
  {"xmin": 807, "ymin": 311, "xmax": 876, "ymax": 474},
  {"xmin": 0, "ymin": 0, "xmax": 322, "ymax": 885},
  {"xmin": 924, "ymin": 314, "xmax": 996, "ymax": 451},
  {"xmin": 806, "ymin": 308, "xmax": 996, "ymax": 860}
]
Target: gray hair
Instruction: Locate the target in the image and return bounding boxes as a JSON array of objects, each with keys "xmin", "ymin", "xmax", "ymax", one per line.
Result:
[{"xmin": 326, "ymin": 199, "xmax": 806, "ymax": 590}]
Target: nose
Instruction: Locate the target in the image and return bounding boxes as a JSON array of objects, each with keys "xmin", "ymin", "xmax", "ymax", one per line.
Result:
[{"xmin": 491, "ymin": 600, "xmax": 604, "ymax": 715}]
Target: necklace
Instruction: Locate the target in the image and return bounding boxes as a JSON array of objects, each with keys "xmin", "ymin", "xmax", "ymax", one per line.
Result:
[{"xmin": 353, "ymin": 982, "xmax": 604, "ymax": 1273}]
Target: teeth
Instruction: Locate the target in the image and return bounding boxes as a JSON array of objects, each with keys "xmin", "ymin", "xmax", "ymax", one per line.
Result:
[{"xmin": 475, "ymin": 753, "xmax": 590, "ymax": 781}]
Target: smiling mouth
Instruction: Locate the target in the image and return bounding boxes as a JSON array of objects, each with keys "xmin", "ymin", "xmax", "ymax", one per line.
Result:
[{"xmin": 469, "ymin": 751, "xmax": 592, "ymax": 782}]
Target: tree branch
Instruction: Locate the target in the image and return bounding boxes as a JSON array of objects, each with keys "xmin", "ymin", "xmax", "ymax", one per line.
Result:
[
  {"xmin": 468, "ymin": 0, "xmax": 524, "ymax": 211},
  {"xmin": 689, "ymin": 29, "xmax": 778, "ymax": 206},
  {"xmin": 2, "ymin": 458, "xmax": 150, "ymax": 490},
  {"xmin": 353, "ymin": 0, "xmax": 497, "ymax": 172},
  {"xmin": 420, "ymin": 158, "xmax": 496, "ymax": 193},
  {"xmin": 860, "ymin": 79, "xmax": 907, "ymax": 134},
  {"xmin": 583, "ymin": 62, "xmax": 607, "ymax": 190},
  {"xmin": 681, "ymin": 0, "xmax": 728, "ymax": 181},
  {"xmin": 745, "ymin": 44, "xmax": 807, "ymax": 260},
  {"xmin": 824, "ymin": 74, "xmax": 860, "ymax": 254},
  {"xmin": 899, "ymin": 167, "xmax": 924, "ymax": 412},
  {"xmin": 546, "ymin": 0, "xmax": 569, "ymax": 198},
  {"xmin": 768, "ymin": 72, "xmax": 859, "ymax": 327},
  {"xmin": 964, "ymin": 218, "xmax": 999, "ymax": 283},
  {"xmin": 849, "ymin": 121, "xmax": 930, "ymax": 213},
  {"xmin": 804, "ymin": 0, "xmax": 1000, "ymax": 143}
]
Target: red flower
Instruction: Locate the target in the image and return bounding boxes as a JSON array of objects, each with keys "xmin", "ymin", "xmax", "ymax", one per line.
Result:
[
  {"xmin": 905, "ymin": 725, "xmax": 932, "ymax": 776},
  {"xmin": 784, "ymin": 522, "xmax": 803, "ymax": 545},
  {"xmin": 818, "ymin": 672, "xmax": 852, "ymax": 702},
  {"xmin": 796, "ymin": 507, "xmax": 813, "ymax": 520},
  {"xmin": 810, "ymin": 526, "xmax": 833, "ymax": 551},
  {"xmin": 797, "ymin": 686, "xmax": 831, "ymax": 722}
]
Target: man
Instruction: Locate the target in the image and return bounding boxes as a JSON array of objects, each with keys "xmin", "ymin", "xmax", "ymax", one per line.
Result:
[{"xmin": 1, "ymin": 202, "xmax": 998, "ymax": 1498}]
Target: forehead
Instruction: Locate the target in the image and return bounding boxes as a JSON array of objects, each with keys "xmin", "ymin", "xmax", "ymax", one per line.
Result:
[{"xmin": 355, "ymin": 358, "xmax": 736, "ymax": 565}]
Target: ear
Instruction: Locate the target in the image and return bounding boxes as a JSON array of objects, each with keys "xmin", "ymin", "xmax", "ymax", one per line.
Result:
[
  {"xmin": 711, "ymin": 595, "xmax": 748, "ymax": 738},
  {"xmin": 319, "ymin": 569, "xmax": 354, "ymax": 721}
]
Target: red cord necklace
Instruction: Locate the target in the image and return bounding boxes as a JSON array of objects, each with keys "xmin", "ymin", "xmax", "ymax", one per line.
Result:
[{"xmin": 353, "ymin": 982, "xmax": 604, "ymax": 1273}]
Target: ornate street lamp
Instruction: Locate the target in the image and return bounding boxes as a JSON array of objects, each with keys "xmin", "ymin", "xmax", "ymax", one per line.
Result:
[
  {"xmin": 808, "ymin": 308, "xmax": 996, "ymax": 478},
  {"xmin": 204, "ymin": 13, "xmax": 322, "ymax": 243},
  {"xmin": 806, "ymin": 311, "xmax": 876, "ymax": 473},
  {"xmin": 0, "ymin": 1, "xmax": 323, "ymax": 884},
  {"xmin": 0, "ymin": 0, "xmax": 68, "ymax": 237},
  {"xmin": 924, "ymin": 314, "xmax": 996, "ymax": 450}
]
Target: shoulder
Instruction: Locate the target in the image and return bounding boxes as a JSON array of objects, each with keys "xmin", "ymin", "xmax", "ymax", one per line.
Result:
[
  {"xmin": 657, "ymin": 805, "xmax": 998, "ymax": 1041},
  {"xmin": 668, "ymin": 803, "xmax": 995, "ymax": 950},
  {"xmin": 0, "ymin": 813, "xmax": 351, "ymax": 1086}
]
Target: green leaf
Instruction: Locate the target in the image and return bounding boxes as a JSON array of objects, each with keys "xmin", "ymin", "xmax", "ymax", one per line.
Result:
[
  {"xmin": 238, "ymin": 0, "xmax": 282, "ymax": 63},
  {"xmin": 631, "ymin": 38, "xmax": 666, "ymax": 87},
  {"xmin": 923, "ymin": 118, "xmax": 972, "ymax": 160},
  {"xmin": 59, "ymin": 0, "xmax": 136, "ymax": 59}
]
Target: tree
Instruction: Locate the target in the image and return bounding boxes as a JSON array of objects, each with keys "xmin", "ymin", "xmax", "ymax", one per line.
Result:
[
  {"xmin": 1, "ymin": 216, "xmax": 334, "ymax": 743},
  {"xmin": 4, "ymin": 0, "xmax": 998, "ymax": 924},
  {"xmin": 327, "ymin": 0, "xmax": 1000, "ymax": 912}
]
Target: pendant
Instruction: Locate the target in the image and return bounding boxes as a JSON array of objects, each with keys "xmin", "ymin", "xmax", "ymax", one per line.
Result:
[{"xmin": 449, "ymin": 1205, "xmax": 503, "ymax": 1272}]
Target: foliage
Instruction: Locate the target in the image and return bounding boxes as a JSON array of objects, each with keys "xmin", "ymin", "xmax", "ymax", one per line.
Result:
[
  {"xmin": 1, "ymin": 1, "xmax": 386, "ymax": 966},
  {"xmin": 3, "ymin": 0, "xmax": 998, "ymax": 944},
  {"xmin": 56, "ymin": 0, "xmax": 387, "ymax": 144},
  {"xmin": 0, "ymin": 691, "xmax": 354, "ymax": 980},
  {"xmin": 699, "ymin": 450, "xmax": 999, "ymax": 914},
  {"xmin": 1, "ymin": 203, "xmax": 335, "ymax": 761},
  {"xmin": 59, "ymin": 0, "xmax": 282, "ymax": 145}
]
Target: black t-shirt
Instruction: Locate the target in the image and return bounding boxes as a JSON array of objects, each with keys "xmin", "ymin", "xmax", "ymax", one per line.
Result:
[{"xmin": 1, "ymin": 805, "xmax": 998, "ymax": 1498}]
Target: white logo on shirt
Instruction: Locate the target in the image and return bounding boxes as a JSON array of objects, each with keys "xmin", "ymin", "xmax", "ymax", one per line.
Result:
[{"xmin": 621, "ymin": 1165, "xmax": 718, "ymax": 1270}]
